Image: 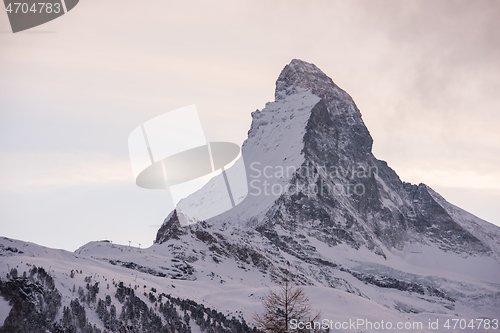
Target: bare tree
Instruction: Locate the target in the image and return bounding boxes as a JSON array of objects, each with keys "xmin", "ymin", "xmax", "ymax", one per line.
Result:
[{"xmin": 254, "ymin": 281, "xmax": 321, "ymax": 333}]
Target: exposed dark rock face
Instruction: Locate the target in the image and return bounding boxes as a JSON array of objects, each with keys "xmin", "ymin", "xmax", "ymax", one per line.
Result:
[{"xmin": 156, "ymin": 210, "xmax": 189, "ymax": 243}]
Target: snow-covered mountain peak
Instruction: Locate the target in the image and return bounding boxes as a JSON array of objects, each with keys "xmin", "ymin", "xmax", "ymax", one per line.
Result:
[
  {"xmin": 275, "ymin": 59, "xmax": 355, "ymax": 112},
  {"xmin": 157, "ymin": 60, "xmax": 499, "ymax": 260}
]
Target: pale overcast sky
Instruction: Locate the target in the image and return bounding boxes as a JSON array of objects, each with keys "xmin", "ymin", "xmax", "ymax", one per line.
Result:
[{"xmin": 1, "ymin": 0, "xmax": 499, "ymax": 251}]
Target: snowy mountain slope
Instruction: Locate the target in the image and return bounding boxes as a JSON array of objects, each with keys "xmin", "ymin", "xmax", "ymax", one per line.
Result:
[
  {"xmin": 3, "ymin": 236, "xmax": 499, "ymax": 333},
  {"xmin": 173, "ymin": 89, "xmax": 321, "ymax": 230},
  {"xmin": 427, "ymin": 186, "xmax": 500, "ymax": 258},
  {"xmin": 0, "ymin": 237, "xmax": 260, "ymax": 332}
]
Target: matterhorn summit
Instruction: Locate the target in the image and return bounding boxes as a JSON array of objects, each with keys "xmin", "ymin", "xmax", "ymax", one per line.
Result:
[
  {"xmin": 158, "ymin": 59, "xmax": 500, "ymax": 259},
  {"xmin": 155, "ymin": 59, "xmax": 500, "ymax": 317}
]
